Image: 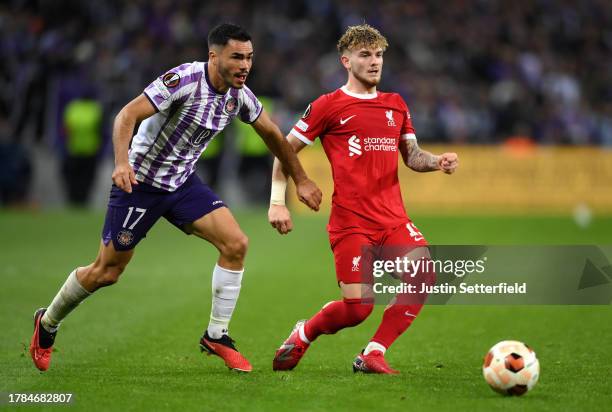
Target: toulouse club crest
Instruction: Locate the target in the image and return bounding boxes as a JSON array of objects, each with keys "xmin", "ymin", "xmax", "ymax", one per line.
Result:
[
  {"xmin": 223, "ymin": 97, "xmax": 238, "ymax": 115},
  {"xmin": 117, "ymin": 230, "xmax": 134, "ymax": 247}
]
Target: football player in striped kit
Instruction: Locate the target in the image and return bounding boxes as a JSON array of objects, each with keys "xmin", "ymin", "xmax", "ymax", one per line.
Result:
[{"xmin": 30, "ymin": 23, "xmax": 322, "ymax": 373}]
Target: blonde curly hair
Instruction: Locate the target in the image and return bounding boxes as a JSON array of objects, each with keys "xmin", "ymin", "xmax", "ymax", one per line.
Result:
[{"xmin": 337, "ymin": 24, "xmax": 389, "ymax": 54}]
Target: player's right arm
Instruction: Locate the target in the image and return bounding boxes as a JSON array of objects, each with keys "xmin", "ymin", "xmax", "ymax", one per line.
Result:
[
  {"xmin": 268, "ymin": 97, "xmax": 328, "ymax": 235},
  {"xmin": 268, "ymin": 135, "xmax": 308, "ymax": 234},
  {"xmin": 111, "ymin": 94, "xmax": 156, "ymax": 193}
]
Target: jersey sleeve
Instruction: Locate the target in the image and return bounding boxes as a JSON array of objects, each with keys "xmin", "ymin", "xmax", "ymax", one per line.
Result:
[
  {"xmin": 398, "ymin": 96, "xmax": 417, "ymax": 141},
  {"xmin": 290, "ymin": 95, "xmax": 329, "ymax": 145},
  {"xmin": 238, "ymin": 86, "xmax": 264, "ymax": 124},
  {"xmin": 143, "ymin": 62, "xmax": 202, "ymax": 112}
]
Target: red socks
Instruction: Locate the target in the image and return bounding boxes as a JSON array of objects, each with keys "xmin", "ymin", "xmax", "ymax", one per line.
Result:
[
  {"xmin": 303, "ymin": 298, "xmax": 373, "ymax": 342},
  {"xmin": 370, "ymin": 303, "xmax": 423, "ymax": 349},
  {"xmin": 370, "ymin": 265, "xmax": 436, "ymax": 349},
  {"xmin": 303, "ymin": 267, "xmax": 435, "ymax": 348}
]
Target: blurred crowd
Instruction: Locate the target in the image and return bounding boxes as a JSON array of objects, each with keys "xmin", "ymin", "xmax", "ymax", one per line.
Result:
[{"xmin": 1, "ymin": 0, "xmax": 611, "ymax": 205}]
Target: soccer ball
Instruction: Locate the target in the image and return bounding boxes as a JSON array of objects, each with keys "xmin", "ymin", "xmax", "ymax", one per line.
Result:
[{"xmin": 482, "ymin": 340, "xmax": 540, "ymax": 396}]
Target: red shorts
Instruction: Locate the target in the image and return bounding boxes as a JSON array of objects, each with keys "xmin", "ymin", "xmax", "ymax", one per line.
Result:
[{"xmin": 328, "ymin": 221, "xmax": 428, "ymax": 285}]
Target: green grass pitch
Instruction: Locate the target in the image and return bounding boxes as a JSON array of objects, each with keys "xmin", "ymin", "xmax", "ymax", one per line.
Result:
[{"xmin": 1, "ymin": 210, "xmax": 611, "ymax": 411}]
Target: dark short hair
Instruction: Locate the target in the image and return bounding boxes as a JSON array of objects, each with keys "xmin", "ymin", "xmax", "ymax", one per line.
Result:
[{"xmin": 208, "ymin": 23, "xmax": 252, "ymax": 48}]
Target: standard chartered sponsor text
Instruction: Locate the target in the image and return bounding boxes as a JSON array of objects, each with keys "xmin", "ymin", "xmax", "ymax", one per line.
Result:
[{"xmin": 363, "ymin": 137, "xmax": 397, "ymax": 152}]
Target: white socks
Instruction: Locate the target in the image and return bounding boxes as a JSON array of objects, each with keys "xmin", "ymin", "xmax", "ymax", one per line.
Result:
[
  {"xmin": 207, "ymin": 264, "xmax": 243, "ymax": 339},
  {"xmin": 41, "ymin": 269, "xmax": 91, "ymax": 333},
  {"xmin": 364, "ymin": 341, "xmax": 387, "ymax": 355},
  {"xmin": 41, "ymin": 265, "xmax": 243, "ymax": 339}
]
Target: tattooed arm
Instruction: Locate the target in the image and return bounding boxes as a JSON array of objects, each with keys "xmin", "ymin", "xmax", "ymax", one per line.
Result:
[{"xmin": 399, "ymin": 139, "xmax": 458, "ymax": 174}]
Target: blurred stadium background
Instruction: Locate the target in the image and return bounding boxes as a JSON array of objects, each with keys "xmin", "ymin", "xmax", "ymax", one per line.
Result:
[{"xmin": 0, "ymin": 0, "xmax": 611, "ymax": 215}]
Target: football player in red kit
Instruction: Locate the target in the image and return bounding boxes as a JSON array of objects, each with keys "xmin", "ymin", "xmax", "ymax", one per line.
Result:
[{"xmin": 268, "ymin": 24, "xmax": 458, "ymax": 374}]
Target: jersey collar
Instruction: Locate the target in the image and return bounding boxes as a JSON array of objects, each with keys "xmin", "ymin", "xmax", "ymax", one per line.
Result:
[
  {"xmin": 340, "ymin": 85, "xmax": 378, "ymax": 99},
  {"xmin": 205, "ymin": 62, "xmax": 228, "ymax": 95}
]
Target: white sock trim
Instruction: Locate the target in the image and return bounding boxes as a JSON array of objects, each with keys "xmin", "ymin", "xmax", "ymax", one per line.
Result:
[
  {"xmin": 215, "ymin": 264, "xmax": 244, "ymax": 275},
  {"xmin": 298, "ymin": 323, "xmax": 311, "ymax": 344},
  {"xmin": 72, "ymin": 268, "xmax": 91, "ymax": 295},
  {"xmin": 364, "ymin": 341, "xmax": 387, "ymax": 355}
]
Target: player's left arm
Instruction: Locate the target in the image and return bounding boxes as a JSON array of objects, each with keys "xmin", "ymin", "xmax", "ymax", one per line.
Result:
[
  {"xmin": 398, "ymin": 97, "xmax": 458, "ymax": 174},
  {"xmin": 251, "ymin": 109, "xmax": 322, "ymax": 211},
  {"xmin": 399, "ymin": 138, "xmax": 458, "ymax": 174}
]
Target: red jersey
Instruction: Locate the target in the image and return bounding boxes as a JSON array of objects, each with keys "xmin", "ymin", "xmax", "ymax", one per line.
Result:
[{"xmin": 291, "ymin": 86, "xmax": 417, "ymax": 232}]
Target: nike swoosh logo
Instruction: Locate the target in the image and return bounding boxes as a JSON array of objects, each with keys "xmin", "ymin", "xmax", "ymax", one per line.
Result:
[{"xmin": 340, "ymin": 115, "xmax": 356, "ymax": 125}]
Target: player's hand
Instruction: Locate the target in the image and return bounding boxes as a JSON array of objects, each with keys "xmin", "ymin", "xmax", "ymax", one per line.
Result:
[
  {"xmin": 112, "ymin": 162, "xmax": 138, "ymax": 193},
  {"xmin": 438, "ymin": 153, "xmax": 458, "ymax": 174},
  {"xmin": 268, "ymin": 204, "xmax": 294, "ymax": 235},
  {"xmin": 295, "ymin": 178, "xmax": 322, "ymax": 211}
]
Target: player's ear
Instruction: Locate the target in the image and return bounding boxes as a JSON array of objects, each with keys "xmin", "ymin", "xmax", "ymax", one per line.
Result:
[
  {"xmin": 208, "ymin": 45, "xmax": 220, "ymax": 65},
  {"xmin": 340, "ymin": 53, "xmax": 351, "ymax": 70}
]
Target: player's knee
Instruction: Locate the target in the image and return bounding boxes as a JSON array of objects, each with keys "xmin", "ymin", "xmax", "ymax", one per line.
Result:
[
  {"xmin": 221, "ymin": 233, "xmax": 249, "ymax": 262},
  {"xmin": 93, "ymin": 262, "xmax": 127, "ymax": 288},
  {"xmin": 344, "ymin": 298, "xmax": 374, "ymax": 326}
]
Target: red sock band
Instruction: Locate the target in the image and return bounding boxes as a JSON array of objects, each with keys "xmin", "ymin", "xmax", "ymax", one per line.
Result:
[
  {"xmin": 304, "ymin": 298, "xmax": 373, "ymax": 342},
  {"xmin": 370, "ymin": 303, "xmax": 424, "ymax": 349},
  {"xmin": 370, "ymin": 262, "xmax": 436, "ymax": 348}
]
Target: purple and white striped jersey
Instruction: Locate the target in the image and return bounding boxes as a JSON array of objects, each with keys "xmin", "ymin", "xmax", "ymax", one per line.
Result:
[{"xmin": 129, "ymin": 61, "xmax": 263, "ymax": 191}]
